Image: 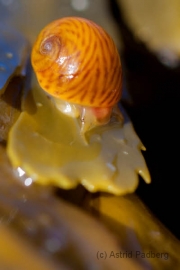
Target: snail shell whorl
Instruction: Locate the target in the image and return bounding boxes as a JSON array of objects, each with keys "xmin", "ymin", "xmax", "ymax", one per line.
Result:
[
  {"xmin": 31, "ymin": 17, "xmax": 122, "ymax": 107},
  {"xmin": 34, "ymin": 35, "xmax": 61, "ymax": 72}
]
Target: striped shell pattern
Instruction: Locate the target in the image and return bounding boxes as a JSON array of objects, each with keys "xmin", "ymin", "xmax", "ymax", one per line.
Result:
[{"xmin": 31, "ymin": 17, "xmax": 122, "ymax": 108}]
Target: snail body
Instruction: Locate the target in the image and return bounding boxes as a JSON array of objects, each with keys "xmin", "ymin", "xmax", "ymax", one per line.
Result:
[
  {"xmin": 31, "ymin": 17, "xmax": 123, "ymax": 134},
  {"xmin": 7, "ymin": 18, "xmax": 151, "ymax": 194}
]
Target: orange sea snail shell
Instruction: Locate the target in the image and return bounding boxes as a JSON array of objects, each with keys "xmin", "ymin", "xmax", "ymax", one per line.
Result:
[{"xmin": 31, "ymin": 17, "xmax": 123, "ymax": 133}]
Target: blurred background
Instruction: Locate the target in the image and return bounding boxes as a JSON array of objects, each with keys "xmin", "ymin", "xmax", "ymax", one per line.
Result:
[
  {"xmin": 0, "ymin": 0, "xmax": 180, "ymax": 237},
  {"xmin": 0, "ymin": 0, "xmax": 121, "ymax": 47},
  {"xmin": 1, "ymin": 0, "xmax": 180, "ymax": 242}
]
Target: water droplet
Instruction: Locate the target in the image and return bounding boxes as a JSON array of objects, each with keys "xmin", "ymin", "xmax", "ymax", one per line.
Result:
[
  {"xmin": 6, "ymin": 52, "xmax": 13, "ymax": 59},
  {"xmin": 71, "ymin": 0, "xmax": 89, "ymax": 11},
  {"xmin": 36, "ymin": 102, "xmax": 43, "ymax": 107},
  {"xmin": 24, "ymin": 177, "xmax": 33, "ymax": 186},
  {"xmin": 17, "ymin": 166, "xmax": 25, "ymax": 177},
  {"xmin": 0, "ymin": 64, "xmax": 6, "ymax": 71},
  {"xmin": 45, "ymin": 238, "xmax": 62, "ymax": 253},
  {"xmin": 150, "ymin": 230, "xmax": 161, "ymax": 238},
  {"xmin": 157, "ymin": 48, "xmax": 179, "ymax": 68},
  {"xmin": 106, "ymin": 162, "xmax": 116, "ymax": 172}
]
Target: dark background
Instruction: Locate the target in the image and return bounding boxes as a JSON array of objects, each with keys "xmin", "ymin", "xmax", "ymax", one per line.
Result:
[{"xmin": 109, "ymin": 0, "xmax": 180, "ymax": 240}]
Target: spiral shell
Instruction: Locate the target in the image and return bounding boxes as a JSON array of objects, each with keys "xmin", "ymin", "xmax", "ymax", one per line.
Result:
[{"xmin": 31, "ymin": 17, "xmax": 122, "ymax": 107}]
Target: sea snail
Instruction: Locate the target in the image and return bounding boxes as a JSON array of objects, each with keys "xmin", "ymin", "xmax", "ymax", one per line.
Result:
[{"xmin": 31, "ymin": 17, "xmax": 123, "ymax": 135}]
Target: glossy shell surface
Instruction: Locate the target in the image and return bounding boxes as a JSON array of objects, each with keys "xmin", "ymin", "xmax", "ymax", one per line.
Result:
[{"xmin": 31, "ymin": 17, "xmax": 122, "ymax": 107}]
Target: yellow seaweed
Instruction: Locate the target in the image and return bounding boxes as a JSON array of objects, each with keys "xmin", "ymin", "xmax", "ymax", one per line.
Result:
[{"xmin": 7, "ymin": 78, "xmax": 150, "ymax": 195}]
